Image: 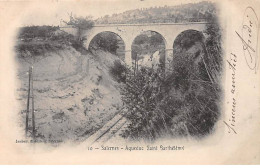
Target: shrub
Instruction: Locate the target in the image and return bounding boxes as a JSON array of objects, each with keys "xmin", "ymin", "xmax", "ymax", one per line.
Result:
[
  {"xmin": 63, "ymin": 15, "xmax": 94, "ymax": 42},
  {"xmin": 18, "ymin": 26, "xmax": 59, "ymax": 39},
  {"xmin": 120, "ymin": 20, "xmax": 222, "ymax": 140},
  {"xmin": 91, "ymin": 33, "xmax": 120, "ymax": 54},
  {"xmin": 121, "ymin": 67, "xmax": 165, "ymax": 141},
  {"xmin": 121, "ymin": 52, "xmax": 220, "ymax": 141},
  {"xmin": 109, "ymin": 60, "xmax": 127, "ymax": 83}
]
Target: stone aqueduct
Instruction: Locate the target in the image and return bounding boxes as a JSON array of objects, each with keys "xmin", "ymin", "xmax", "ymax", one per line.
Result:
[{"xmin": 61, "ymin": 22, "xmax": 208, "ymax": 68}]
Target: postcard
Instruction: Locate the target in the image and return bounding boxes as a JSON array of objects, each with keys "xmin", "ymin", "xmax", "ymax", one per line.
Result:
[{"xmin": 0, "ymin": 0, "xmax": 259, "ymax": 164}]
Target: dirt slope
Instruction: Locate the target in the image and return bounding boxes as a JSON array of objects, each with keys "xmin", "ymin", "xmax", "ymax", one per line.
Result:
[{"xmin": 16, "ymin": 46, "xmax": 123, "ymax": 143}]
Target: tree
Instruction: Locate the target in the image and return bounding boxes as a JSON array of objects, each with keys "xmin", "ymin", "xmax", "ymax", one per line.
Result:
[
  {"xmin": 93, "ymin": 33, "xmax": 120, "ymax": 54},
  {"xmin": 63, "ymin": 13, "xmax": 94, "ymax": 42}
]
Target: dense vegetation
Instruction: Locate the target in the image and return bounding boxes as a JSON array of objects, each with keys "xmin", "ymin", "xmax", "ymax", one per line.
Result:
[
  {"xmin": 18, "ymin": 26, "xmax": 60, "ymax": 40},
  {"xmin": 17, "ymin": 14, "xmax": 95, "ymax": 60},
  {"xmin": 109, "ymin": 16, "xmax": 222, "ymax": 141},
  {"xmin": 17, "ymin": 26, "xmax": 68, "ymax": 61},
  {"xmin": 89, "ymin": 32, "xmax": 121, "ymax": 54},
  {"xmin": 95, "ymin": 1, "xmax": 216, "ymax": 24},
  {"xmin": 63, "ymin": 15, "xmax": 94, "ymax": 42},
  {"xmin": 109, "ymin": 60, "xmax": 127, "ymax": 83},
  {"xmin": 16, "ymin": 25, "xmax": 90, "ymax": 61}
]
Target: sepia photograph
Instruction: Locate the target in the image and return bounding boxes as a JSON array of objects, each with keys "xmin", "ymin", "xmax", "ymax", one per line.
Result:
[
  {"xmin": 0, "ymin": 0, "xmax": 260, "ymax": 165},
  {"xmin": 15, "ymin": 1, "xmax": 223, "ymax": 145}
]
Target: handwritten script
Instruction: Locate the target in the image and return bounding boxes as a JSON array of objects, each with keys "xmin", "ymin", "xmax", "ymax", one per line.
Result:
[
  {"xmin": 224, "ymin": 6, "xmax": 259, "ymax": 134},
  {"xmin": 225, "ymin": 53, "xmax": 237, "ymax": 134},
  {"xmin": 236, "ymin": 7, "xmax": 259, "ymax": 73}
]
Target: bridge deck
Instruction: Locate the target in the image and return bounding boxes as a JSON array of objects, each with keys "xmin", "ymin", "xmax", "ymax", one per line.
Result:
[{"xmin": 60, "ymin": 22, "xmax": 210, "ymax": 29}]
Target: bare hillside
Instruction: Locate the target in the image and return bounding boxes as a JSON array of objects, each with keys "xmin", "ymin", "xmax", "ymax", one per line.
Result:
[{"xmin": 16, "ymin": 45, "xmax": 123, "ymax": 143}]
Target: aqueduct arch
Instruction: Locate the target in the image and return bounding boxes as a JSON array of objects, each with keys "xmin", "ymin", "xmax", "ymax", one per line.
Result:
[
  {"xmin": 61, "ymin": 22, "xmax": 208, "ymax": 69},
  {"xmin": 87, "ymin": 31, "xmax": 127, "ymax": 51},
  {"xmin": 131, "ymin": 30, "xmax": 167, "ymax": 49},
  {"xmin": 171, "ymin": 29, "xmax": 205, "ymax": 63},
  {"xmin": 173, "ymin": 29, "xmax": 205, "ymax": 47},
  {"xmin": 131, "ymin": 30, "xmax": 167, "ymax": 69},
  {"xmin": 88, "ymin": 31, "xmax": 126, "ymax": 60}
]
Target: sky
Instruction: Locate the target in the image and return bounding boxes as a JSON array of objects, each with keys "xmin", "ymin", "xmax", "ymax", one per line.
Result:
[{"xmin": 16, "ymin": 0, "xmax": 205, "ymax": 26}]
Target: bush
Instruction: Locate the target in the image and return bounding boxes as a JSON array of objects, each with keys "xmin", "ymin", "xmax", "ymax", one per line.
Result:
[
  {"xmin": 121, "ymin": 52, "xmax": 220, "ymax": 141},
  {"xmin": 109, "ymin": 60, "xmax": 127, "ymax": 83},
  {"xmin": 120, "ymin": 21, "xmax": 222, "ymax": 140},
  {"xmin": 121, "ymin": 67, "xmax": 166, "ymax": 141},
  {"xmin": 18, "ymin": 26, "xmax": 59, "ymax": 39},
  {"xmin": 16, "ymin": 25, "xmax": 88, "ymax": 57},
  {"xmin": 64, "ymin": 15, "xmax": 94, "ymax": 42},
  {"xmin": 91, "ymin": 33, "xmax": 120, "ymax": 54}
]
